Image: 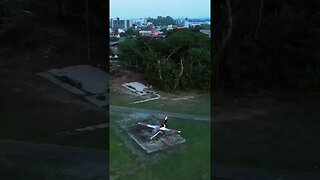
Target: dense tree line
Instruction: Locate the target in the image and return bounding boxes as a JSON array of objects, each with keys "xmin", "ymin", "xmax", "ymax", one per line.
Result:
[
  {"xmin": 120, "ymin": 27, "xmax": 139, "ymax": 37},
  {"xmin": 5, "ymin": 0, "xmax": 107, "ymax": 34},
  {"xmin": 0, "ymin": 1, "xmax": 9, "ymax": 27},
  {"xmin": 118, "ymin": 29, "xmax": 211, "ymax": 91},
  {"xmin": 147, "ymin": 16, "xmax": 176, "ymax": 26},
  {"xmin": 214, "ymin": 0, "xmax": 320, "ymax": 93},
  {"xmin": 0, "ymin": 4, "xmax": 4, "ymax": 27}
]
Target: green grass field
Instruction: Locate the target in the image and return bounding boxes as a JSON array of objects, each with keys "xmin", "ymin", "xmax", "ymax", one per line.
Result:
[
  {"xmin": 110, "ymin": 90, "xmax": 210, "ymax": 116},
  {"xmin": 110, "ymin": 114, "xmax": 211, "ymax": 180}
]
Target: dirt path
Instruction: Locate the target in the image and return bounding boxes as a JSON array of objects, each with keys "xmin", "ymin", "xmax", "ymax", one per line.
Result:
[{"xmin": 110, "ymin": 105, "xmax": 270, "ymax": 123}]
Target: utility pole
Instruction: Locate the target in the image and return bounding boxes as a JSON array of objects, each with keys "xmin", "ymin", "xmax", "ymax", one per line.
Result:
[{"xmin": 85, "ymin": 0, "xmax": 90, "ymax": 61}]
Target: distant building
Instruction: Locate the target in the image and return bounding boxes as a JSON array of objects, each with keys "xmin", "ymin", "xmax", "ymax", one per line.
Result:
[
  {"xmin": 111, "ymin": 17, "xmax": 133, "ymax": 29},
  {"xmin": 118, "ymin": 29, "xmax": 125, "ymax": 33},
  {"xmin": 151, "ymin": 28, "xmax": 163, "ymax": 36},
  {"xmin": 184, "ymin": 18, "xmax": 189, "ymax": 28},
  {"xmin": 139, "ymin": 28, "xmax": 163, "ymax": 37},
  {"xmin": 132, "ymin": 18, "xmax": 148, "ymax": 25},
  {"xmin": 139, "ymin": 30, "xmax": 152, "ymax": 37},
  {"xmin": 109, "ymin": 28, "xmax": 119, "ymax": 37},
  {"xmin": 139, "ymin": 25, "xmax": 153, "ymax": 31}
]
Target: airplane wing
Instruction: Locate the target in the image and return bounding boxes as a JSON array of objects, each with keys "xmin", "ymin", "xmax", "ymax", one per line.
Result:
[
  {"xmin": 160, "ymin": 127, "xmax": 181, "ymax": 133},
  {"xmin": 150, "ymin": 130, "xmax": 163, "ymax": 140},
  {"xmin": 138, "ymin": 122, "xmax": 157, "ymax": 129}
]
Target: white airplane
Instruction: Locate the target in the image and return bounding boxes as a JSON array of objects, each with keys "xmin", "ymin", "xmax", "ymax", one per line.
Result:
[{"xmin": 138, "ymin": 117, "xmax": 181, "ymax": 140}]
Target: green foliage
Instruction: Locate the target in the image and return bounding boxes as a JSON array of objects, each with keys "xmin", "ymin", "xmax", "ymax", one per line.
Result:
[
  {"xmin": 96, "ymin": 94, "xmax": 106, "ymax": 101},
  {"xmin": 57, "ymin": 75, "xmax": 82, "ymax": 89},
  {"xmin": 118, "ymin": 29, "xmax": 211, "ymax": 91},
  {"xmin": 55, "ymin": 0, "xmax": 107, "ymax": 33},
  {"xmin": 147, "ymin": 16, "xmax": 176, "ymax": 26},
  {"xmin": 202, "ymin": 24, "xmax": 211, "ymax": 30},
  {"xmin": 121, "ymin": 27, "xmax": 139, "ymax": 37},
  {"xmin": 160, "ymin": 28, "xmax": 168, "ymax": 35},
  {"xmin": 110, "ymin": 37, "xmax": 119, "ymax": 42},
  {"xmin": 215, "ymin": 0, "xmax": 320, "ymax": 92},
  {"xmin": 0, "ymin": 3, "xmax": 8, "ymax": 27}
]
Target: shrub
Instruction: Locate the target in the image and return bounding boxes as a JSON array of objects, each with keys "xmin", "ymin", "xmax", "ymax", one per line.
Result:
[
  {"xmin": 57, "ymin": 75, "xmax": 82, "ymax": 89},
  {"xmin": 96, "ymin": 94, "xmax": 106, "ymax": 101}
]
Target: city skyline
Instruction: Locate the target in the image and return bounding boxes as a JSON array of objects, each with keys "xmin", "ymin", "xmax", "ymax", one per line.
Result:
[{"xmin": 110, "ymin": 0, "xmax": 210, "ymax": 19}]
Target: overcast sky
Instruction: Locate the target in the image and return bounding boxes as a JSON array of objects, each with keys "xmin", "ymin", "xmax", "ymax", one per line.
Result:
[{"xmin": 110, "ymin": 0, "xmax": 210, "ymax": 19}]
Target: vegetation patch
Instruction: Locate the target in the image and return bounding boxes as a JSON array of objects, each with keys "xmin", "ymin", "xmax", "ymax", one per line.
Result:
[
  {"xmin": 55, "ymin": 75, "xmax": 82, "ymax": 89},
  {"xmin": 96, "ymin": 94, "xmax": 106, "ymax": 101},
  {"xmin": 118, "ymin": 28, "xmax": 211, "ymax": 91}
]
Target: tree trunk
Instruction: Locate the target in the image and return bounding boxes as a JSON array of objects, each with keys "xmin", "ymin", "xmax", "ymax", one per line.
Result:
[
  {"xmin": 174, "ymin": 58, "xmax": 184, "ymax": 89},
  {"xmin": 164, "ymin": 47, "xmax": 181, "ymax": 63},
  {"xmin": 222, "ymin": 0, "xmax": 233, "ymax": 48},
  {"xmin": 254, "ymin": 0, "xmax": 264, "ymax": 39},
  {"xmin": 57, "ymin": 0, "xmax": 63, "ymax": 19},
  {"xmin": 215, "ymin": 0, "xmax": 232, "ymax": 89},
  {"xmin": 157, "ymin": 59, "xmax": 162, "ymax": 80}
]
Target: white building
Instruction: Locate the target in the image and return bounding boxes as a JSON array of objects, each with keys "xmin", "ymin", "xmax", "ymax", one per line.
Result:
[
  {"xmin": 111, "ymin": 17, "xmax": 133, "ymax": 29},
  {"xmin": 139, "ymin": 30, "xmax": 152, "ymax": 37}
]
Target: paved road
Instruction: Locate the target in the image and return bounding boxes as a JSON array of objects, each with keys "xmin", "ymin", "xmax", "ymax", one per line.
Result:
[{"xmin": 110, "ymin": 105, "xmax": 211, "ymax": 121}]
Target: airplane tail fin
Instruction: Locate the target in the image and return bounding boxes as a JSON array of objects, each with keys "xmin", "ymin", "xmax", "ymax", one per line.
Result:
[{"xmin": 164, "ymin": 116, "xmax": 168, "ymax": 125}]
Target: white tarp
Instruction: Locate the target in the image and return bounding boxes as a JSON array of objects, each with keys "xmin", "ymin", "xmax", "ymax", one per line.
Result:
[
  {"xmin": 48, "ymin": 65, "xmax": 108, "ymax": 94},
  {"xmin": 122, "ymin": 82, "xmax": 149, "ymax": 96}
]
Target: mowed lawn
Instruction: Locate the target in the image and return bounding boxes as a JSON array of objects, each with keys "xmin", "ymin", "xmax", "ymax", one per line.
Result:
[
  {"xmin": 214, "ymin": 102, "xmax": 320, "ymax": 172},
  {"xmin": 110, "ymin": 90, "xmax": 210, "ymax": 116},
  {"xmin": 110, "ymin": 114, "xmax": 211, "ymax": 180}
]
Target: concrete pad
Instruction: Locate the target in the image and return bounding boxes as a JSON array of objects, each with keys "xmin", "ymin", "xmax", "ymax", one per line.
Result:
[
  {"xmin": 48, "ymin": 65, "xmax": 108, "ymax": 94},
  {"xmin": 95, "ymin": 124, "xmax": 108, "ymax": 129},
  {"xmin": 37, "ymin": 72, "xmax": 86, "ymax": 95},
  {"xmin": 84, "ymin": 127, "xmax": 96, "ymax": 131},
  {"xmin": 122, "ymin": 82, "xmax": 149, "ymax": 96},
  {"xmin": 124, "ymin": 123, "xmax": 186, "ymax": 153},
  {"xmin": 84, "ymin": 94, "xmax": 108, "ymax": 108}
]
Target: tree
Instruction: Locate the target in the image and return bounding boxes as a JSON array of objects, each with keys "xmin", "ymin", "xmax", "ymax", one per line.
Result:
[
  {"xmin": 118, "ymin": 29, "xmax": 211, "ymax": 91},
  {"xmin": 147, "ymin": 16, "xmax": 176, "ymax": 26},
  {"xmin": 125, "ymin": 27, "xmax": 138, "ymax": 37},
  {"xmin": 214, "ymin": 0, "xmax": 320, "ymax": 92},
  {"xmin": 0, "ymin": 4, "xmax": 5, "ymax": 27}
]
